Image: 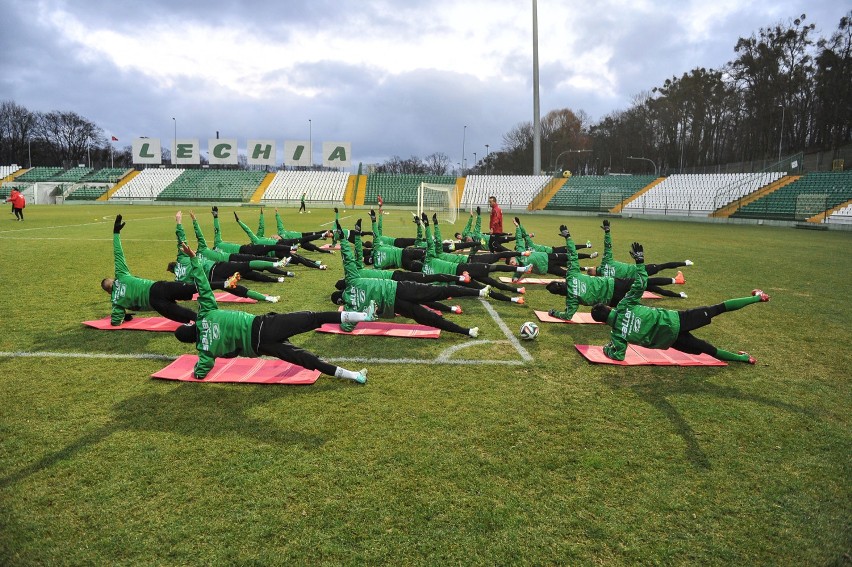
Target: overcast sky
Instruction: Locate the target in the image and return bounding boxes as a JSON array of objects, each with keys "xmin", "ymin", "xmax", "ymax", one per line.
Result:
[{"xmin": 0, "ymin": 0, "xmax": 847, "ymax": 171}]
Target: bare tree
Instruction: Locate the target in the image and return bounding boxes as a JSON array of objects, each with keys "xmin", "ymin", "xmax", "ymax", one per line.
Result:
[
  {"xmin": 36, "ymin": 110, "xmax": 104, "ymax": 165},
  {"xmin": 422, "ymin": 152, "xmax": 450, "ymax": 175},
  {"xmin": 0, "ymin": 100, "xmax": 38, "ymax": 166}
]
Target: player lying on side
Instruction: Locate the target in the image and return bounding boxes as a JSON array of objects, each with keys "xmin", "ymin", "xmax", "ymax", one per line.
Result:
[
  {"xmin": 101, "ymin": 215, "xmax": 197, "ymax": 326},
  {"xmin": 591, "ymin": 242, "xmax": 769, "ymax": 364},
  {"xmin": 173, "ymin": 242, "xmax": 376, "ymax": 383},
  {"xmin": 332, "ymin": 224, "xmax": 490, "ymax": 337}
]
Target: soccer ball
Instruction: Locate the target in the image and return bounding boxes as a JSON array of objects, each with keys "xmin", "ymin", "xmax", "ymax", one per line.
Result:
[
  {"xmin": 562, "ymin": 169, "xmax": 572, "ymax": 178},
  {"xmin": 519, "ymin": 321, "xmax": 539, "ymax": 340}
]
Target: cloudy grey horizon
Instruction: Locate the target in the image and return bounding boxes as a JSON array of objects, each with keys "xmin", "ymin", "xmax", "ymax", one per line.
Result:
[{"xmin": 0, "ymin": 0, "xmax": 847, "ymax": 172}]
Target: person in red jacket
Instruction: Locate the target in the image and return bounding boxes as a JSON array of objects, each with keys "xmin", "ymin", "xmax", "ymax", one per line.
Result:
[
  {"xmin": 6, "ymin": 189, "xmax": 25, "ymax": 221},
  {"xmin": 488, "ymin": 195, "xmax": 503, "ymax": 234}
]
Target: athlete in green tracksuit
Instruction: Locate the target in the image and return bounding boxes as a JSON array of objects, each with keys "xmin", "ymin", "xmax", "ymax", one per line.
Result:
[
  {"xmin": 591, "ymin": 242, "xmax": 769, "ymax": 364},
  {"xmin": 547, "ymin": 225, "xmax": 687, "ymax": 321},
  {"xmin": 332, "ymin": 227, "xmax": 487, "ymax": 336},
  {"xmin": 510, "ymin": 218, "xmax": 561, "ymax": 277},
  {"xmin": 187, "ymin": 211, "xmax": 293, "ymax": 275},
  {"xmin": 168, "ymin": 212, "xmax": 284, "ymax": 303},
  {"xmin": 100, "ymin": 215, "xmax": 197, "ymax": 326},
  {"xmin": 173, "ymin": 242, "xmax": 374, "ymax": 382},
  {"xmin": 218, "ymin": 209, "xmax": 326, "ymax": 269},
  {"xmin": 411, "ymin": 215, "xmax": 526, "ymax": 300},
  {"xmin": 585, "ymin": 220, "xmax": 692, "ymax": 278}
]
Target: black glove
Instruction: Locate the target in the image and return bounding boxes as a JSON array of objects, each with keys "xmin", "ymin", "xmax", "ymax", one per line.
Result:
[
  {"xmin": 113, "ymin": 214, "xmax": 125, "ymax": 234},
  {"xmin": 354, "ymin": 219, "xmax": 362, "ymax": 234},
  {"xmin": 334, "ymin": 207, "xmax": 339, "ymax": 214},
  {"xmin": 476, "ymin": 206, "xmax": 481, "ymax": 215},
  {"xmin": 601, "ymin": 219, "xmax": 610, "ymax": 232},
  {"xmin": 514, "ymin": 216, "xmax": 521, "ymax": 226},
  {"xmin": 123, "ymin": 313, "xmax": 134, "ymax": 322},
  {"xmin": 558, "ymin": 225, "xmax": 569, "ymax": 238},
  {"xmin": 211, "ymin": 206, "xmax": 219, "ymax": 218},
  {"xmin": 412, "ymin": 213, "xmax": 420, "ymax": 225},
  {"xmin": 432, "ymin": 213, "xmax": 439, "ymax": 225},
  {"xmin": 630, "ymin": 242, "xmax": 644, "ymax": 263},
  {"xmin": 421, "ymin": 212, "xmax": 429, "ymax": 226},
  {"xmin": 369, "ymin": 209, "xmax": 376, "ymax": 222},
  {"xmin": 233, "ymin": 211, "xmax": 240, "ymax": 222}
]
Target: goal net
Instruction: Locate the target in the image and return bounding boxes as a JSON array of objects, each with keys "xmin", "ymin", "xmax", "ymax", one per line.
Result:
[{"xmin": 418, "ymin": 182, "xmax": 459, "ymax": 225}]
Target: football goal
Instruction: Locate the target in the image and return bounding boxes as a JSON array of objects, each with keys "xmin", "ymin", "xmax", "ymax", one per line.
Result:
[{"xmin": 417, "ymin": 182, "xmax": 459, "ymax": 225}]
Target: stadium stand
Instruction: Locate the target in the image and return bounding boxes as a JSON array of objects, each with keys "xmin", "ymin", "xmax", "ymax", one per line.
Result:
[
  {"xmin": 83, "ymin": 168, "xmax": 131, "ymax": 183},
  {"xmin": 14, "ymin": 167, "xmax": 63, "ymax": 182},
  {"xmin": 66, "ymin": 185, "xmax": 109, "ymax": 201},
  {"xmin": 621, "ymin": 172, "xmax": 785, "ymax": 215},
  {"xmin": 53, "ymin": 167, "xmax": 94, "ymax": 182},
  {"xmin": 0, "ymin": 165, "xmax": 22, "ymax": 180},
  {"xmin": 364, "ymin": 174, "xmax": 457, "ymax": 206},
  {"xmin": 461, "ymin": 175, "xmax": 551, "ymax": 209},
  {"xmin": 110, "ymin": 168, "xmax": 184, "ymax": 200},
  {"xmin": 262, "ymin": 170, "xmax": 349, "ymax": 204},
  {"xmin": 544, "ymin": 175, "xmax": 656, "ymax": 212},
  {"xmin": 824, "ymin": 202, "xmax": 852, "ymax": 224},
  {"xmin": 731, "ymin": 171, "xmax": 852, "ymax": 221},
  {"xmin": 155, "ymin": 169, "xmax": 267, "ymax": 202}
]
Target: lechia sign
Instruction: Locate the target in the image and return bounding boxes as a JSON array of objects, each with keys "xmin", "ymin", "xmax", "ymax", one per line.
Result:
[{"xmin": 131, "ymin": 138, "xmax": 351, "ymax": 168}]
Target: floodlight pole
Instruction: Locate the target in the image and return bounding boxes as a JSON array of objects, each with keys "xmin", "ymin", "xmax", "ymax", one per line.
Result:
[
  {"xmin": 462, "ymin": 125, "xmax": 467, "ymax": 175},
  {"xmin": 554, "ymin": 149, "xmax": 591, "ymax": 175},
  {"xmin": 777, "ymin": 104, "xmax": 785, "ymax": 164},
  {"xmin": 172, "ymin": 117, "xmax": 176, "ymax": 166},
  {"xmin": 627, "ymin": 156, "xmax": 658, "ymax": 177}
]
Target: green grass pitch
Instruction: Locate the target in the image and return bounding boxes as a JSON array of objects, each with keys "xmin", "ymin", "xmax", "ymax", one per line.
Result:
[{"xmin": 0, "ymin": 204, "xmax": 849, "ymax": 564}]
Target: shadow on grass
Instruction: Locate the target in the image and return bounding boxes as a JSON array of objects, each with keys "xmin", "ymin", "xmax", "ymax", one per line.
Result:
[
  {"xmin": 603, "ymin": 372, "xmax": 815, "ymax": 471},
  {"xmin": 0, "ymin": 381, "xmax": 337, "ymax": 489}
]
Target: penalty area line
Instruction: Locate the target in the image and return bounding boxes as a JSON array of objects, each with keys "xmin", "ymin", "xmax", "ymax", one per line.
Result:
[{"xmin": 0, "ymin": 350, "xmax": 524, "ymax": 366}]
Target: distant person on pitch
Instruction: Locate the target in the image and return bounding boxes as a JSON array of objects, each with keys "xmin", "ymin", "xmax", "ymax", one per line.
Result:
[
  {"xmin": 299, "ymin": 192, "xmax": 307, "ymax": 213},
  {"xmin": 488, "ymin": 195, "xmax": 503, "ymax": 234}
]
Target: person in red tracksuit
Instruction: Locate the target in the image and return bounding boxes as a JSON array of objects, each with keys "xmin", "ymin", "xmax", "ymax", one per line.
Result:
[
  {"xmin": 488, "ymin": 196, "xmax": 503, "ymax": 234},
  {"xmin": 6, "ymin": 189, "xmax": 25, "ymax": 221}
]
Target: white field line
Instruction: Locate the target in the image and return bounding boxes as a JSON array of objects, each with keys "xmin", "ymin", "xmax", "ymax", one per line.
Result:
[
  {"xmin": 0, "ymin": 350, "xmax": 525, "ymax": 366},
  {"xmin": 0, "ymin": 215, "xmax": 170, "ymax": 235},
  {"xmin": 0, "ymin": 351, "xmax": 176, "ymax": 361},
  {"xmin": 479, "ymin": 298, "xmax": 534, "ymax": 361}
]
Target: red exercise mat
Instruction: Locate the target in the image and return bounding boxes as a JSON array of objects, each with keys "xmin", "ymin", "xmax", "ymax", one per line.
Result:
[
  {"xmin": 151, "ymin": 354, "xmax": 320, "ymax": 384},
  {"xmin": 574, "ymin": 344, "xmax": 727, "ymax": 366},
  {"xmin": 189, "ymin": 292, "xmax": 257, "ymax": 303},
  {"xmin": 83, "ymin": 316, "xmax": 182, "ymax": 332},
  {"xmin": 499, "ymin": 276, "xmax": 560, "ymax": 285},
  {"xmin": 320, "ymin": 243, "xmax": 342, "ymax": 250},
  {"xmin": 316, "ymin": 321, "xmax": 441, "ymax": 338},
  {"xmin": 534, "ymin": 310, "xmax": 601, "ymax": 324}
]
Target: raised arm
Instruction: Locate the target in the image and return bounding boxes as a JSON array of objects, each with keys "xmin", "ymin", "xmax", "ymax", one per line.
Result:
[
  {"xmin": 112, "ymin": 215, "xmax": 129, "ymax": 278},
  {"xmin": 234, "ymin": 212, "xmax": 262, "ymax": 244}
]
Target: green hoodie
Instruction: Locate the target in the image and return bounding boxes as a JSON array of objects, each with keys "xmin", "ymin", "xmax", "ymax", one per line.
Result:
[
  {"xmin": 109, "ymin": 234, "xmax": 155, "ymax": 326},
  {"xmin": 187, "ymin": 255, "xmax": 257, "ymax": 378},
  {"xmin": 603, "ymin": 263, "xmax": 681, "ymax": 360}
]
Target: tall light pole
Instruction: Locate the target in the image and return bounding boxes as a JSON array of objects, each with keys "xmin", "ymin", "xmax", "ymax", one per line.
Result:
[
  {"xmin": 473, "ymin": 152, "xmax": 477, "ymax": 172},
  {"xmin": 627, "ymin": 156, "xmax": 658, "ymax": 178},
  {"xmin": 532, "ymin": 0, "xmax": 541, "ymax": 175},
  {"xmin": 28, "ymin": 139, "xmax": 32, "ymax": 168},
  {"xmin": 462, "ymin": 125, "xmax": 467, "ymax": 174},
  {"xmin": 172, "ymin": 117, "xmax": 176, "ymax": 165},
  {"xmin": 777, "ymin": 104, "xmax": 785, "ymax": 164},
  {"xmin": 485, "ymin": 144, "xmax": 490, "ymax": 174},
  {"xmin": 308, "ymin": 119, "xmax": 312, "ymax": 167}
]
